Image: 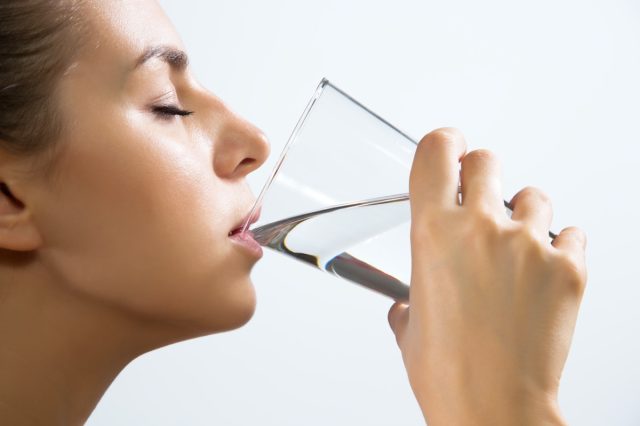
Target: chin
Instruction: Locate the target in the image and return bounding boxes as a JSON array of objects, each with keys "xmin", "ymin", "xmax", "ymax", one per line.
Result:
[
  {"xmin": 142, "ymin": 272, "xmax": 258, "ymax": 343},
  {"xmin": 221, "ymin": 289, "xmax": 257, "ymax": 331},
  {"xmin": 202, "ymin": 277, "xmax": 257, "ymax": 334}
]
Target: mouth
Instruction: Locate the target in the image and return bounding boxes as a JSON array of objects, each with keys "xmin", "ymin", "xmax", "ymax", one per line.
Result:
[{"xmin": 228, "ymin": 207, "xmax": 261, "ymax": 237}]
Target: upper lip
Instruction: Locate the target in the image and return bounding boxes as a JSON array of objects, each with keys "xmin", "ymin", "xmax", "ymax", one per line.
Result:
[{"xmin": 229, "ymin": 207, "xmax": 261, "ymax": 236}]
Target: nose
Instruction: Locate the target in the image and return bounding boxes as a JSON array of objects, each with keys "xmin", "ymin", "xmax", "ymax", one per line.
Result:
[{"xmin": 212, "ymin": 107, "xmax": 270, "ymax": 180}]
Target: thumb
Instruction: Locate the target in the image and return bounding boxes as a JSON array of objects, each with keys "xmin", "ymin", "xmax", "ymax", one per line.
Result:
[{"xmin": 388, "ymin": 302, "xmax": 410, "ymax": 346}]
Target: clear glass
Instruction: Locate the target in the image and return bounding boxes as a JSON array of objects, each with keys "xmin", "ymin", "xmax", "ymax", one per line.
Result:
[{"xmin": 242, "ymin": 78, "xmax": 554, "ymax": 302}]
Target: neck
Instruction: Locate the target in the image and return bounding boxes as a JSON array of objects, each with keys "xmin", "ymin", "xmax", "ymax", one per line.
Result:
[{"xmin": 0, "ymin": 251, "xmax": 188, "ymax": 425}]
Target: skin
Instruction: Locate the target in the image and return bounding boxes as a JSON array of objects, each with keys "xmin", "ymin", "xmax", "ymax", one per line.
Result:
[
  {"xmin": 0, "ymin": 1, "xmax": 587, "ymax": 425},
  {"xmin": 0, "ymin": 1, "xmax": 269, "ymax": 424},
  {"xmin": 389, "ymin": 129, "xmax": 587, "ymax": 425}
]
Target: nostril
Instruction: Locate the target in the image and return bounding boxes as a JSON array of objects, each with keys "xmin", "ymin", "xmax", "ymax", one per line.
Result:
[{"xmin": 239, "ymin": 158, "xmax": 255, "ymax": 167}]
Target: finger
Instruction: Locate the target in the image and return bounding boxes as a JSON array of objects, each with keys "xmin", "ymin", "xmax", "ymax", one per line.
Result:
[
  {"xmin": 388, "ymin": 302, "xmax": 410, "ymax": 347},
  {"xmin": 552, "ymin": 226, "xmax": 588, "ymax": 294},
  {"xmin": 509, "ymin": 186, "xmax": 553, "ymax": 237},
  {"xmin": 409, "ymin": 128, "xmax": 467, "ymax": 216},
  {"xmin": 552, "ymin": 226, "xmax": 587, "ymax": 259},
  {"xmin": 460, "ymin": 149, "xmax": 503, "ymax": 213},
  {"xmin": 552, "ymin": 226, "xmax": 587, "ymax": 250}
]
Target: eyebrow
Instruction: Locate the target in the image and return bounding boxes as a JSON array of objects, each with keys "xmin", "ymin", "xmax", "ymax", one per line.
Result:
[{"xmin": 135, "ymin": 45, "xmax": 189, "ymax": 71}]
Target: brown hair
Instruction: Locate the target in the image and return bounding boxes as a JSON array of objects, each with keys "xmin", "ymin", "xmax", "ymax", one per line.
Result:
[{"xmin": 0, "ymin": 0, "xmax": 85, "ymax": 156}]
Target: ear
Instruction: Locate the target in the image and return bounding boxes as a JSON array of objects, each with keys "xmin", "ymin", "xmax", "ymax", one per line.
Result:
[{"xmin": 0, "ymin": 182, "xmax": 43, "ymax": 251}]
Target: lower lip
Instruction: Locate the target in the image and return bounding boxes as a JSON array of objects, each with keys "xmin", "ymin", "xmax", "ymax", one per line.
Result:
[{"xmin": 229, "ymin": 231, "xmax": 263, "ymax": 259}]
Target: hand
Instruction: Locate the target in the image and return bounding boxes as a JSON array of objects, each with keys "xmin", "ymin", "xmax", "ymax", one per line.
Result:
[{"xmin": 388, "ymin": 128, "xmax": 587, "ymax": 426}]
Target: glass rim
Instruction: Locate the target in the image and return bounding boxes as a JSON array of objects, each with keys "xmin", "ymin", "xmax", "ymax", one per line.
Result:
[{"xmin": 240, "ymin": 77, "xmax": 417, "ymax": 233}]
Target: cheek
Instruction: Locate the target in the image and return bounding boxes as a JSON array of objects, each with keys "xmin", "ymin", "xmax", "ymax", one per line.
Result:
[{"xmin": 39, "ymin": 124, "xmax": 255, "ymax": 329}]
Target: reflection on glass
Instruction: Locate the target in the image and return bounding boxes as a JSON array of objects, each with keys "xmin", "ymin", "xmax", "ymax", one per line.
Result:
[{"xmin": 243, "ymin": 79, "xmax": 554, "ymax": 302}]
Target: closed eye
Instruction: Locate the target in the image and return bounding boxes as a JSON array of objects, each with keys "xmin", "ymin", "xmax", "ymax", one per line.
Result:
[{"xmin": 152, "ymin": 104, "xmax": 194, "ymax": 119}]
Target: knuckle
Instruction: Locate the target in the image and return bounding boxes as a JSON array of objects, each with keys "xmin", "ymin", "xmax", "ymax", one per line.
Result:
[
  {"xmin": 564, "ymin": 226, "xmax": 587, "ymax": 248},
  {"xmin": 471, "ymin": 205, "xmax": 502, "ymax": 228},
  {"xmin": 455, "ymin": 214, "xmax": 506, "ymax": 256},
  {"xmin": 555, "ymin": 252, "xmax": 588, "ymax": 294},
  {"xmin": 423, "ymin": 126, "xmax": 463, "ymax": 142},
  {"xmin": 512, "ymin": 223, "xmax": 540, "ymax": 243},
  {"xmin": 517, "ymin": 186, "xmax": 552, "ymax": 206},
  {"xmin": 463, "ymin": 148, "xmax": 498, "ymax": 165},
  {"xmin": 507, "ymin": 223, "xmax": 548, "ymax": 252},
  {"xmin": 461, "ymin": 209, "xmax": 504, "ymax": 244},
  {"xmin": 419, "ymin": 127, "xmax": 464, "ymax": 152}
]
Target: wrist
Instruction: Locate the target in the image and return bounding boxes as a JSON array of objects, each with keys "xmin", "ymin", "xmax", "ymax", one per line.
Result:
[{"xmin": 415, "ymin": 385, "xmax": 567, "ymax": 426}]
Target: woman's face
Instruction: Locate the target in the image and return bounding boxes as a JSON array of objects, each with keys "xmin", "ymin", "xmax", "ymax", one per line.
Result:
[{"xmin": 30, "ymin": 0, "xmax": 269, "ymax": 332}]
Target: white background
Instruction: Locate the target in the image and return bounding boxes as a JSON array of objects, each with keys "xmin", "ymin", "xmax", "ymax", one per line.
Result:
[{"xmin": 88, "ymin": 0, "xmax": 640, "ymax": 424}]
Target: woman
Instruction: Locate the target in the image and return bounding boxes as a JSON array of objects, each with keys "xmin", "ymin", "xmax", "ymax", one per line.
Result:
[{"xmin": 0, "ymin": 1, "xmax": 587, "ymax": 425}]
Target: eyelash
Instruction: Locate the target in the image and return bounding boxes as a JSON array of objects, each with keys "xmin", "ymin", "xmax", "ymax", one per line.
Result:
[{"xmin": 151, "ymin": 104, "xmax": 194, "ymax": 119}]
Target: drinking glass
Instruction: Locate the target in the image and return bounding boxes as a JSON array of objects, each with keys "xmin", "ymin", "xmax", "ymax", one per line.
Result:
[{"xmin": 241, "ymin": 79, "xmax": 554, "ymax": 302}]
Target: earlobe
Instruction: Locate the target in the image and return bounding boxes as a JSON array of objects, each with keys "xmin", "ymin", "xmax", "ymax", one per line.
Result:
[{"xmin": 0, "ymin": 182, "xmax": 43, "ymax": 252}]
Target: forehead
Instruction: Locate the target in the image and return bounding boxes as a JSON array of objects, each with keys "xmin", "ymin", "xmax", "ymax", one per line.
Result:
[{"xmin": 81, "ymin": 0, "xmax": 185, "ymax": 71}]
